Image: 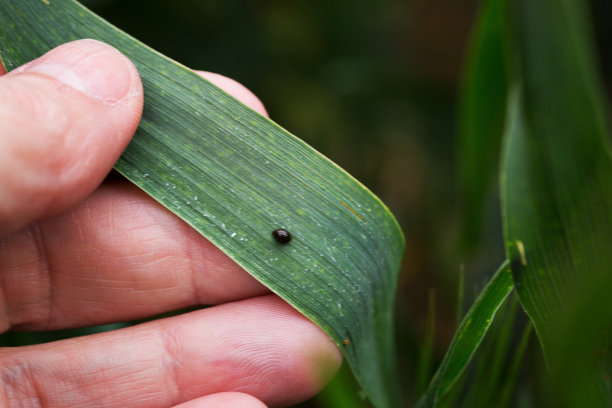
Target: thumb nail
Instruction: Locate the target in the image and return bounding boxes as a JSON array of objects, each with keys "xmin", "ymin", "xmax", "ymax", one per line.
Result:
[{"xmin": 13, "ymin": 39, "xmax": 138, "ymax": 104}]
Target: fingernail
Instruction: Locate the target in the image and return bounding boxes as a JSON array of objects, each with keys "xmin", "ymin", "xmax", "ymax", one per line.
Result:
[{"xmin": 14, "ymin": 39, "xmax": 137, "ymax": 104}]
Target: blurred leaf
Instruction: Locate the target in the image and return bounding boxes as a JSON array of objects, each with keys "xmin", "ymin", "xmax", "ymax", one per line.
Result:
[
  {"xmin": 458, "ymin": 0, "xmax": 509, "ymax": 250},
  {"xmin": 465, "ymin": 294, "xmax": 519, "ymax": 407},
  {"xmin": 502, "ymin": 0, "xmax": 612, "ymax": 402},
  {"xmin": 497, "ymin": 320, "xmax": 532, "ymax": 408},
  {"xmin": 450, "ymin": 294, "xmax": 530, "ymax": 408},
  {"xmin": 0, "ymin": 1, "xmax": 404, "ymax": 407},
  {"xmin": 415, "ymin": 289, "xmax": 437, "ymax": 397},
  {"xmin": 455, "ymin": 268, "xmax": 465, "ymax": 329},
  {"xmin": 416, "ymin": 261, "xmax": 514, "ymax": 407}
]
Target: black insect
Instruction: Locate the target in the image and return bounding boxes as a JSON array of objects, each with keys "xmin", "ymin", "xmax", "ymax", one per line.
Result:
[{"xmin": 272, "ymin": 228, "xmax": 291, "ymax": 244}]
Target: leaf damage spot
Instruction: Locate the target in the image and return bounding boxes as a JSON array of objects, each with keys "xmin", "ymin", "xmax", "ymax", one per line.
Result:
[
  {"xmin": 41, "ymin": 0, "xmax": 50, "ymax": 4},
  {"xmin": 343, "ymin": 338, "xmax": 351, "ymax": 346},
  {"xmin": 341, "ymin": 201, "xmax": 366, "ymax": 223}
]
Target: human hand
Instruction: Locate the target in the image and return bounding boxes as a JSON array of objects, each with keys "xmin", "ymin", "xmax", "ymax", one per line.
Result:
[{"xmin": 0, "ymin": 39, "xmax": 341, "ymax": 408}]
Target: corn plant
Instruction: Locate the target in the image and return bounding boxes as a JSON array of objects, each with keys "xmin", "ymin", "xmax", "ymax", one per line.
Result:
[{"xmin": 419, "ymin": 0, "xmax": 612, "ymax": 406}]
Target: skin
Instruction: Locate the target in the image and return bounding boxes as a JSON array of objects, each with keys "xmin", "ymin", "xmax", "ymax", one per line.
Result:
[{"xmin": 0, "ymin": 39, "xmax": 342, "ymax": 408}]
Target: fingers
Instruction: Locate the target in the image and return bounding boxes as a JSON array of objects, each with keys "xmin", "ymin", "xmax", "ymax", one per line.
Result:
[
  {"xmin": 0, "ymin": 39, "xmax": 143, "ymax": 235},
  {"xmin": 196, "ymin": 71, "xmax": 268, "ymax": 117},
  {"xmin": 0, "ymin": 182, "xmax": 269, "ymax": 332},
  {"xmin": 0, "ymin": 71, "xmax": 271, "ymax": 331},
  {"xmin": 0, "ymin": 295, "xmax": 342, "ymax": 408},
  {"xmin": 172, "ymin": 392, "xmax": 267, "ymax": 408},
  {"xmin": 0, "ymin": 52, "xmax": 272, "ymax": 332}
]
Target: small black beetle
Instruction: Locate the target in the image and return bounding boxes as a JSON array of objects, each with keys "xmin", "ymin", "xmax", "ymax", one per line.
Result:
[{"xmin": 272, "ymin": 228, "xmax": 291, "ymax": 244}]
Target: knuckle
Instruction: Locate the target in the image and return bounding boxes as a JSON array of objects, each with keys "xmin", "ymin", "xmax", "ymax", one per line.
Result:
[{"xmin": 0, "ymin": 225, "xmax": 53, "ymax": 331}]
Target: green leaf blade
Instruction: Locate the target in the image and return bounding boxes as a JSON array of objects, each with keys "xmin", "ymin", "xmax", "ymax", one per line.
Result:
[
  {"xmin": 502, "ymin": 0, "xmax": 612, "ymax": 402},
  {"xmin": 457, "ymin": 0, "xmax": 509, "ymax": 250},
  {"xmin": 0, "ymin": 1, "xmax": 405, "ymax": 407},
  {"xmin": 503, "ymin": 0, "xmax": 612, "ymax": 352},
  {"xmin": 417, "ymin": 262, "xmax": 514, "ymax": 407}
]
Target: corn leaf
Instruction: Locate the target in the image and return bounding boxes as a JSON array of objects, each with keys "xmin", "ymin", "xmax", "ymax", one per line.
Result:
[
  {"xmin": 0, "ymin": 1, "xmax": 405, "ymax": 407},
  {"xmin": 502, "ymin": 0, "xmax": 612, "ymax": 356},
  {"xmin": 502, "ymin": 0, "xmax": 612, "ymax": 401},
  {"xmin": 416, "ymin": 261, "xmax": 514, "ymax": 407}
]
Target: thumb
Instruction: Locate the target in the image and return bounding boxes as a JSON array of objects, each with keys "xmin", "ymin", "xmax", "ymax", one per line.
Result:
[{"xmin": 0, "ymin": 39, "xmax": 143, "ymax": 234}]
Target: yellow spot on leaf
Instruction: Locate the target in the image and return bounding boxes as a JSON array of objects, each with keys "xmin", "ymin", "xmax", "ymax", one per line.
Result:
[
  {"xmin": 41, "ymin": 0, "xmax": 50, "ymax": 4},
  {"xmin": 343, "ymin": 338, "xmax": 351, "ymax": 346},
  {"xmin": 516, "ymin": 240, "xmax": 527, "ymax": 266}
]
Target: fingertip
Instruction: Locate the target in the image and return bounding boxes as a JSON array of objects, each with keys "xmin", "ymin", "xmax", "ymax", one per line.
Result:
[
  {"xmin": 271, "ymin": 299, "xmax": 343, "ymax": 399},
  {"xmin": 173, "ymin": 392, "xmax": 267, "ymax": 408},
  {"xmin": 202, "ymin": 295, "xmax": 343, "ymax": 406},
  {"xmin": 0, "ymin": 39, "xmax": 143, "ymax": 234},
  {"xmin": 196, "ymin": 71, "xmax": 269, "ymax": 117},
  {"xmin": 10, "ymin": 39, "xmax": 142, "ymax": 105}
]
